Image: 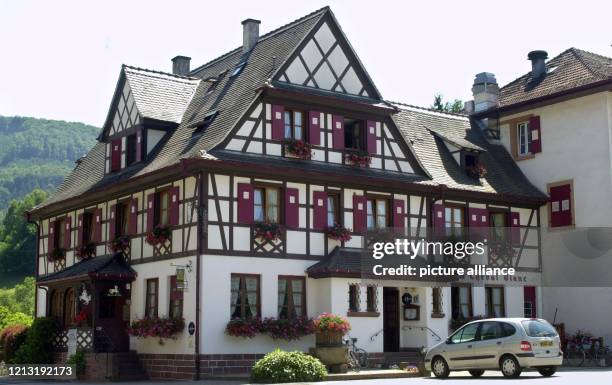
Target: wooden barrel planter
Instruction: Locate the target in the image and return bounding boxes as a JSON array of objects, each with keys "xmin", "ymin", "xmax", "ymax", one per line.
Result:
[{"xmin": 315, "ymin": 331, "xmax": 343, "ymax": 347}]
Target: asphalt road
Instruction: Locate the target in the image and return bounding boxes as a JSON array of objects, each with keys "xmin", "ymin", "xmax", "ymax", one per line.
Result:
[{"xmin": 1, "ymin": 369, "xmax": 611, "ymax": 384}]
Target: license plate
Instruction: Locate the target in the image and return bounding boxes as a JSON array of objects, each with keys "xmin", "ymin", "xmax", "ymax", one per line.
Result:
[{"xmin": 540, "ymin": 340, "xmax": 553, "ymax": 347}]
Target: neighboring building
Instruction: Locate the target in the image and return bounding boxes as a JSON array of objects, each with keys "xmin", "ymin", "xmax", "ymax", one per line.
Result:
[
  {"xmin": 470, "ymin": 48, "xmax": 612, "ymax": 341},
  {"xmin": 29, "ymin": 7, "xmax": 547, "ymax": 379}
]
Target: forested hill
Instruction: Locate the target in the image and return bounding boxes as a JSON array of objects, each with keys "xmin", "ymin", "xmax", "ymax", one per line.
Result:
[{"xmin": 0, "ymin": 116, "xmax": 99, "ymax": 214}]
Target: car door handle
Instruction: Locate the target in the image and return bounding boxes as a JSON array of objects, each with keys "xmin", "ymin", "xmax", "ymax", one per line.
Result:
[
  {"xmin": 467, "ymin": 345, "xmax": 473, "ymax": 348},
  {"xmin": 497, "ymin": 341, "xmax": 502, "ymax": 345}
]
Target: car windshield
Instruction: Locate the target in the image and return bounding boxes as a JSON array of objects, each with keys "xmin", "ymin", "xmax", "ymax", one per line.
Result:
[{"xmin": 521, "ymin": 320, "xmax": 557, "ymax": 337}]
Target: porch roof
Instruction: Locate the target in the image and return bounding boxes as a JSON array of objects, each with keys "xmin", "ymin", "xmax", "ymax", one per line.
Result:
[
  {"xmin": 37, "ymin": 253, "xmax": 137, "ymax": 284},
  {"xmin": 307, "ymin": 247, "xmax": 363, "ymax": 278}
]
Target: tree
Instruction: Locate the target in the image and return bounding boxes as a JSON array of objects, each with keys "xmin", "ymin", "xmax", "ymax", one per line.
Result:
[
  {"xmin": 431, "ymin": 93, "xmax": 464, "ymax": 114},
  {"xmin": 0, "ymin": 189, "xmax": 48, "ymax": 276}
]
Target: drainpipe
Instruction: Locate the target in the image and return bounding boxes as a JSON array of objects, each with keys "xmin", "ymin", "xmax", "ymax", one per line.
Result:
[
  {"xmin": 25, "ymin": 211, "xmax": 40, "ymax": 317},
  {"xmin": 194, "ymin": 171, "xmax": 204, "ymax": 380}
]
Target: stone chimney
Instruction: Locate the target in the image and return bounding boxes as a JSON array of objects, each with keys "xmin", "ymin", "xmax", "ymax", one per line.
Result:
[
  {"xmin": 172, "ymin": 56, "xmax": 191, "ymax": 76},
  {"xmin": 528, "ymin": 50, "xmax": 548, "ymax": 79},
  {"xmin": 242, "ymin": 18, "xmax": 261, "ymax": 52},
  {"xmin": 471, "ymin": 72, "xmax": 499, "ymax": 112}
]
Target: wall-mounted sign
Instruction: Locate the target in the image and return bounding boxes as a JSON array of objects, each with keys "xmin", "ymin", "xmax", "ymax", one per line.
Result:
[
  {"xmin": 79, "ymin": 284, "xmax": 92, "ymax": 305},
  {"xmin": 403, "ymin": 304, "xmax": 420, "ymax": 321},
  {"xmin": 188, "ymin": 322, "xmax": 196, "ymax": 336},
  {"xmin": 402, "ymin": 293, "xmax": 413, "ymax": 305},
  {"xmin": 107, "ymin": 285, "xmax": 121, "ymax": 297}
]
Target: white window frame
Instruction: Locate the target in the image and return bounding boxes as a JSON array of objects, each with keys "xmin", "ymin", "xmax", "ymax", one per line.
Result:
[{"xmin": 517, "ymin": 121, "xmax": 531, "ymax": 156}]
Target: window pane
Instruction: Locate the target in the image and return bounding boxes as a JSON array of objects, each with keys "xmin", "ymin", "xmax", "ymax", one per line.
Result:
[
  {"xmin": 294, "ymin": 111, "xmax": 302, "ymax": 126},
  {"xmin": 284, "ymin": 111, "xmax": 291, "ymax": 138},
  {"xmin": 459, "ymin": 323, "xmax": 479, "ymax": 343}
]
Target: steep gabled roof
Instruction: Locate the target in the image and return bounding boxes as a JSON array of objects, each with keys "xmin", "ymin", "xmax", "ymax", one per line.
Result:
[
  {"xmin": 390, "ymin": 103, "xmax": 546, "ymax": 200},
  {"xmin": 498, "ymin": 48, "xmax": 612, "ymax": 108}
]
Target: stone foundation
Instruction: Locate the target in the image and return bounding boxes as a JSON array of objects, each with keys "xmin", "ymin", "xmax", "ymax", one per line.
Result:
[
  {"xmin": 139, "ymin": 353, "xmax": 196, "ymax": 380},
  {"xmin": 53, "ymin": 351, "xmax": 119, "ymax": 381}
]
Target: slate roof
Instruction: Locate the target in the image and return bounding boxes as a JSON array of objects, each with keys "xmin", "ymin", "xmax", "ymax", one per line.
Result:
[
  {"xmin": 123, "ymin": 66, "xmax": 200, "ymax": 124},
  {"xmin": 307, "ymin": 247, "xmax": 364, "ymax": 277},
  {"xmin": 390, "ymin": 103, "xmax": 546, "ymax": 200},
  {"xmin": 498, "ymin": 48, "xmax": 612, "ymax": 108},
  {"xmin": 38, "ymin": 253, "xmax": 136, "ymax": 283},
  {"xmin": 31, "ymin": 7, "xmax": 548, "ymax": 213}
]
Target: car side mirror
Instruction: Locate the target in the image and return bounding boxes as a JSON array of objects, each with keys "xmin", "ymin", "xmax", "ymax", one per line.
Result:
[{"xmin": 446, "ymin": 338, "xmax": 452, "ymax": 344}]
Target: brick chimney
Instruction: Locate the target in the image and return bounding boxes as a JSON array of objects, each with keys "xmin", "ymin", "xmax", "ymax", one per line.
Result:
[
  {"xmin": 172, "ymin": 55, "xmax": 191, "ymax": 76},
  {"xmin": 242, "ymin": 19, "xmax": 261, "ymax": 52}
]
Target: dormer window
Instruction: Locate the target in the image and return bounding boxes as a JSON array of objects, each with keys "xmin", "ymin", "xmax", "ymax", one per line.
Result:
[
  {"xmin": 283, "ymin": 110, "xmax": 303, "ymax": 140},
  {"xmin": 126, "ymin": 133, "xmax": 137, "ymax": 166},
  {"xmin": 462, "ymin": 151, "xmax": 486, "ymax": 179},
  {"xmin": 344, "ymin": 119, "xmax": 365, "ymax": 150}
]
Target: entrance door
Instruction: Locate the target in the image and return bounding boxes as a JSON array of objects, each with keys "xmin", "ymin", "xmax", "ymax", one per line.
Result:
[
  {"xmin": 524, "ymin": 286, "xmax": 537, "ymax": 317},
  {"xmin": 383, "ymin": 287, "xmax": 400, "ymax": 352},
  {"xmin": 95, "ymin": 283, "xmax": 131, "ymax": 352}
]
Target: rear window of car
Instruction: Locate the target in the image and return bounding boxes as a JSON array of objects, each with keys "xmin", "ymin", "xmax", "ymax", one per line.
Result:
[
  {"xmin": 500, "ymin": 322, "xmax": 516, "ymax": 337},
  {"xmin": 521, "ymin": 320, "xmax": 557, "ymax": 337}
]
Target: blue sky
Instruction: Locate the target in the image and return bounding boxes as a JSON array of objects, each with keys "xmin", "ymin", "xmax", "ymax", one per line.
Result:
[{"xmin": 1, "ymin": 0, "xmax": 610, "ymax": 126}]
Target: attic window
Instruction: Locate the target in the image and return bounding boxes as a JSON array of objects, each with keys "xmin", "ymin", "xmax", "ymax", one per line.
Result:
[
  {"xmin": 462, "ymin": 151, "xmax": 486, "ymax": 179},
  {"xmin": 230, "ymin": 59, "xmax": 247, "ymax": 77},
  {"xmin": 193, "ymin": 111, "xmax": 218, "ymax": 135}
]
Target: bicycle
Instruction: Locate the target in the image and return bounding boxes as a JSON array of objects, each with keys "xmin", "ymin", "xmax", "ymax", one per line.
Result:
[{"xmin": 344, "ymin": 337, "xmax": 369, "ymax": 372}]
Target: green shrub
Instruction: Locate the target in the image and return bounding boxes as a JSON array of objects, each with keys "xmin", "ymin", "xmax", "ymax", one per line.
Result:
[
  {"xmin": 251, "ymin": 349, "xmax": 327, "ymax": 383},
  {"xmin": 0, "ymin": 323, "xmax": 28, "ymax": 362},
  {"xmin": 11, "ymin": 317, "xmax": 57, "ymax": 364},
  {"xmin": 67, "ymin": 351, "xmax": 86, "ymax": 375}
]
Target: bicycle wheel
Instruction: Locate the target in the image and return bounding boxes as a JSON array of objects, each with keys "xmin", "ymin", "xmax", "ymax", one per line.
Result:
[
  {"xmin": 348, "ymin": 351, "xmax": 361, "ymax": 372},
  {"xmin": 355, "ymin": 348, "xmax": 368, "ymax": 368}
]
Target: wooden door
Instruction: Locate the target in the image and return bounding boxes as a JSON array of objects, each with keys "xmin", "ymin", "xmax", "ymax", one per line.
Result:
[
  {"xmin": 95, "ymin": 283, "xmax": 131, "ymax": 352},
  {"xmin": 383, "ymin": 287, "xmax": 400, "ymax": 352}
]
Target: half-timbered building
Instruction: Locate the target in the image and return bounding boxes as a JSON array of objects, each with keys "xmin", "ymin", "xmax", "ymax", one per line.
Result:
[{"xmin": 28, "ymin": 7, "xmax": 547, "ymax": 379}]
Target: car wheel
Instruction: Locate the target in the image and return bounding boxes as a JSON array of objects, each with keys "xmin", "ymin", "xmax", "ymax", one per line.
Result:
[
  {"xmin": 431, "ymin": 357, "xmax": 450, "ymax": 378},
  {"xmin": 537, "ymin": 366, "xmax": 556, "ymax": 377},
  {"xmin": 500, "ymin": 355, "xmax": 522, "ymax": 378},
  {"xmin": 469, "ymin": 369, "xmax": 485, "ymax": 377}
]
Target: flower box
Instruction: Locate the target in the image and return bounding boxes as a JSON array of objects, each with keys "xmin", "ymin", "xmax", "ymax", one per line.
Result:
[
  {"xmin": 146, "ymin": 225, "xmax": 171, "ymax": 246},
  {"xmin": 225, "ymin": 317, "xmax": 315, "ymax": 341},
  {"xmin": 48, "ymin": 248, "xmax": 66, "ymax": 262},
  {"xmin": 345, "ymin": 151, "xmax": 372, "ymax": 167},
  {"xmin": 76, "ymin": 243, "xmax": 96, "ymax": 260},
  {"xmin": 109, "ymin": 235, "xmax": 131, "ymax": 253},
  {"xmin": 127, "ymin": 316, "xmax": 185, "ymax": 345},
  {"xmin": 466, "ymin": 163, "xmax": 487, "ymax": 179},
  {"xmin": 325, "ymin": 223, "xmax": 352, "ymax": 242},
  {"xmin": 284, "ymin": 139, "xmax": 312, "ymax": 159},
  {"xmin": 225, "ymin": 317, "xmax": 263, "ymax": 338},
  {"xmin": 254, "ymin": 221, "xmax": 283, "ymax": 242}
]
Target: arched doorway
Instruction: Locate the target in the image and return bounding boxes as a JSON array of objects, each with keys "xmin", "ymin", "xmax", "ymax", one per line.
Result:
[
  {"xmin": 49, "ymin": 289, "xmax": 63, "ymax": 322},
  {"xmin": 63, "ymin": 288, "xmax": 76, "ymax": 328}
]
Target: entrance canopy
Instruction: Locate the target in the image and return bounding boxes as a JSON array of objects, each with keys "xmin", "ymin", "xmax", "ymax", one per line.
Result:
[{"xmin": 38, "ymin": 253, "xmax": 137, "ymax": 284}]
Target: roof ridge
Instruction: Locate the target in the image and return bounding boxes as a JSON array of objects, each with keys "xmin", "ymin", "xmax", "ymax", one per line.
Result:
[
  {"xmin": 569, "ymin": 47, "xmax": 612, "ymax": 80},
  {"xmin": 123, "ymin": 64, "xmax": 200, "ymax": 82},
  {"xmin": 189, "ymin": 6, "xmax": 329, "ymax": 74},
  {"xmin": 387, "ymin": 100, "xmax": 468, "ymax": 118}
]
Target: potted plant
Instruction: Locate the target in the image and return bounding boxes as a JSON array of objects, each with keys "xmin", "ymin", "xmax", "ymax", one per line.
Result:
[
  {"xmin": 146, "ymin": 225, "xmax": 171, "ymax": 246},
  {"xmin": 254, "ymin": 220, "xmax": 283, "ymax": 242},
  {"xmin": 325, "ymin": 223, "xmax": 352, "ymax": 242},
  {"xmin": 313, "ymin": 313, "xmax": 351, "ymax": 346},
  {"xmin": 284, "ymin": 139, "xmax": 313, "ymax": 159},
  {"xmin": 76, "ymin": 242, "xmax": 96, "ymax": 260},
  {"xmin": 109, "ymin": 235, "xmax": 131, "ymax": 253},
  {"xmin": 466, "ymin": 163, "xmax": 487, "ymax": 179},
  {"xmin": 48, "ymin": 248, "xmax": 66, "ymax": 262},
  {"xmin": 346, "ymin": 150, "xmax": 372, "ymax": 167}
]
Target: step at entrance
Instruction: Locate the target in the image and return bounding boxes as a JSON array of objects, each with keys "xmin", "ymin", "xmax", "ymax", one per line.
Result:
[{"xmin": 383, "ymin": 349, "xmax": 423, "ymax": 368}]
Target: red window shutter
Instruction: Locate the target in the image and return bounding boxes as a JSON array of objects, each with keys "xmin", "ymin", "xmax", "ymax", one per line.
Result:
[
  {"xmin": 308, "ymin": 111, "xmax": 321, "ymax": 145},
  {"xmin": 366, "ymin": 120, "xmax": 377, "ymax": 154},
  {"xmin": 352, "ymin": 195, "xmax": 367, "ymax": 234},
  {"xmin": 110, "ymin": 138, "xmax": 122, "ymax": 171},
  {"xmin": 169, "ymin": 186, "xmax": 180, "ymax": 226},
  {"xmin": 332, "ymin": 115, "xmax": 344, "ymax": 149},
  {"xmin": 392, "ymin": 199, "xmax": 405, "ymax": 230},
  {"xmin": 433, "ymin": 204, "xmax": 445, "ymax": 237},
  {"xmin": 271, "ymin": 105, "xmax": 284, "ymax": 140},
  {"xmin": 136, "ymin": 128, "xmax": 143, "ymax": 162},
  {"xmin": 550, "ymin": 184, "xmax": 572, "ymax": 227},
  {"xmin": 509, "ymin": 212, "xmax": 520, "ymax": 244},
  {"xmin": 312, "ymin": 191, "xmax": 328, "ymax": 230},
  {"xmin": 77, "ymin": 213, "xmax": 84, "ymax": 248},
  {"xmin": 48, "ymin": 220, "xmax": 56, "ymax": 255},
  {"xmin": 93, "ymin": 208, "xmax": 102, "ymax": 242},
  {"xmin": 63, "ymin": 216, "xmax": 71, "ymax": 249},
  {"xmin": 109, "ymin": 204, "xmax": 117, "ymax": 241},
  {"xmin": 146, "ymin": 194, "xmax": 155, "ymax": 232},
  {"xmin": 284, "ymin": 188, "xmax": 299, "ymax": 228},
  {"xmin": 529, "ymin": 116, "xmax": 542, "ymax": 153},
  {"xmin": 237, "ymin": 183, "xmax": 254, "ymax": 224},
  {"xmin": 129, "ymin": 198, "xmax": 138, "ymax": 235}
]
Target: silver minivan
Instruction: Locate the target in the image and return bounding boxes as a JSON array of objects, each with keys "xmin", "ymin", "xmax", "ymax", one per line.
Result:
[{"xmin": 424, "ymin": 318, "xmax": 563, "ymax": 378}]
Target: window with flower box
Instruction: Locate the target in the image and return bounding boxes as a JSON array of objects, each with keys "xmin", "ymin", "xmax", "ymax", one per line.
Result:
[
  {"xmin": 116, "ymin": 201, "xmax": 129, "ymax": 237},
  {"xmin": 231, "ymin": 274, "xmax": 260, "ymax": 319},
  {"xmin": 155, "ymin": 190, "xmax": 170, "ymax": 227},
  {"xmin": 284, "ymin": 110, "xmax": 304, "ymax": 140},
  {"xmin": 327, "ymin": 194, "xmax": 340, "ymax": 227},
  {"xmin": 254, "ymin": 187, "xmax": 280, "ymax": 223},
  {"xmin": 82, "ymin": 212, "xmax": 94, "ymax": 244},
  {"xmin": 278, "ymin": 276, "xmax": 306, "ymax": 319},
  {"xmin": 145, "ymin": 278, "xmax": 158, "ymax": 317}
]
